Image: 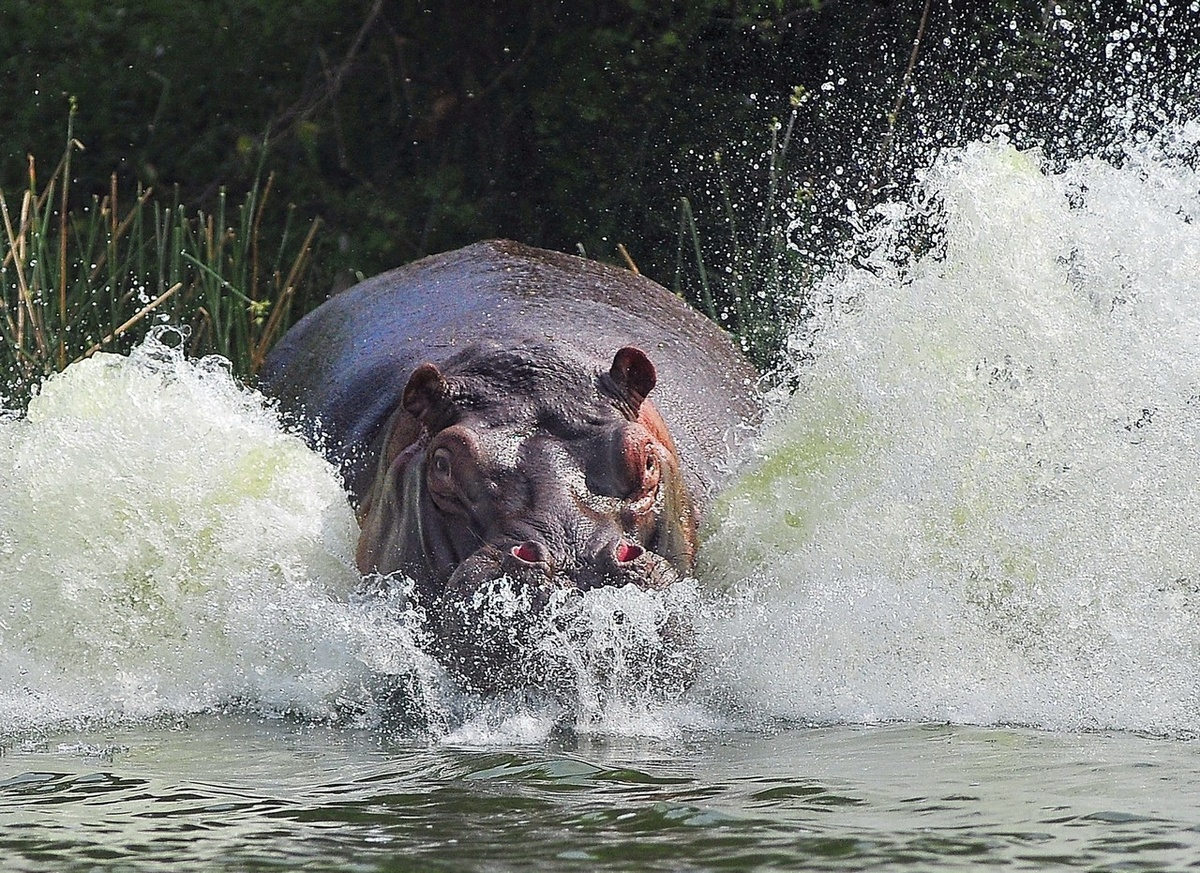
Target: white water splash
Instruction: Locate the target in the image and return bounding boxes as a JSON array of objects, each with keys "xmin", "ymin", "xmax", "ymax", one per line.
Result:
[
  {"xmin": 0, "ymin": 332, "xmax": 439, "ymax": 731},
  {"xmin": 5, "ymin": 122, "xmax": 1197, "ymax": 740},
  {"xmin": 0, "ymin": 330, "xmax": 699, "ymax": 737},
  {"xmin": 705, "ymin": 122, "xmax": 1200, "ymax": 734},
  {"xmin": 433, "ymin": 575, "xmax": 706, "ymax": 744}
]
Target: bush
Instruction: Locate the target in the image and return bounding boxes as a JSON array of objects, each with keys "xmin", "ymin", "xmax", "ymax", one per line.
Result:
[{"xmin": 2, "ymin": 1, "xmax": 1196, "ymax": 382}]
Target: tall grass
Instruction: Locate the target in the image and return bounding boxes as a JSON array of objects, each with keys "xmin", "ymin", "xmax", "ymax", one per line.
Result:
[
  {"xmin": 673, "ymin": 99, "xmax": 808, "ymax": 373},
  {"xmin": 0, "ymin": 110, "xmax": 320, "ymax": 406}
]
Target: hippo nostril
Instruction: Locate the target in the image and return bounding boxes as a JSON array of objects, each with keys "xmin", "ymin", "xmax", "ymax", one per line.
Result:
[
  {"xmin": 511, "ymin": 541, "xmax": 548, "ymax": 565},
  {"xmin": 615, "ymin": 542, "xmax": 644, "ymax": 564}
]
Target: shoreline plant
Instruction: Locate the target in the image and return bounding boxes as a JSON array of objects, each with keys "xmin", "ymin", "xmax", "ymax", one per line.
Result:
[{"xmin": 1, "ymin": 109, "xmax": 321, "ymax": 407}]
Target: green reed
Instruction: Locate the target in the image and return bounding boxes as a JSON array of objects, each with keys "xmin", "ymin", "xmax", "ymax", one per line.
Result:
[
  {"xmin": 0, "ymin": 111, "xmax": 320, "ymax": 406},
  {"xmin": 674, "ymin": 100, "xmax": 808, "ymax": 372}
]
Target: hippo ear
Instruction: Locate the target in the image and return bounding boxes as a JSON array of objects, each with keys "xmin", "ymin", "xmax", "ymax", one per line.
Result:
[
  {"xmin": 402, "ymin": 363, "xmax": 450, "ymax": 424},
  {"xmin": 608, "ymin": 346, "xmax": 657, "ymax": 412}
]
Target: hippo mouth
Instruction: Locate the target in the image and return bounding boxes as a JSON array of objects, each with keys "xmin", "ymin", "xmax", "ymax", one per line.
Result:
[{"xmin": 430, "ymin": 539, "xmax": 693, "ymax": 695}]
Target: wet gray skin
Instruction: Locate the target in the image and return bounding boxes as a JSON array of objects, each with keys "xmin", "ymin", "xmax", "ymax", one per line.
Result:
[{"xmin": 259, "ymin": 241, "xmax": 758, "ymax": 691}]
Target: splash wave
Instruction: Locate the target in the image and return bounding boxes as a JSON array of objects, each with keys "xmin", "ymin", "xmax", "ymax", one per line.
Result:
[
  {"xmin": 706, "ymin": 123, "xmax": 1200, "ymax": 734},
  {"xmin": 5, "ymin": 122, "xmax": 1198, "ymax": 738},
  {"xmin": 0, "ymin": 331, "xmax": 437, "ymax": 731}
]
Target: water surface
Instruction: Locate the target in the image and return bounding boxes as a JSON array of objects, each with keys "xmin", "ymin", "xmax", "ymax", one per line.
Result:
[{"xmin": 5, "ymin": 718, "xmax": 1199, "ymax": 871}]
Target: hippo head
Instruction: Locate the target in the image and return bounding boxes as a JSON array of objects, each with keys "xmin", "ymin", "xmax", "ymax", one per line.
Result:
[{"xmin": 356, "ymin": 342, "xmax": 698, "ymax": 614}]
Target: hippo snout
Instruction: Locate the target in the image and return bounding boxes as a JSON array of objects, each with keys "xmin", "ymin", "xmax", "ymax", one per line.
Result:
[
  {"xmin": 445, "ymin": 538, "xmax": 679, "ymax": 606},
  {"xmin": 430, "ymin": 537, "xmax": 689, "ymax": 695},
  {"xmin": 583, "ymin": 539, "xmax": 678, "ymax": 591}
]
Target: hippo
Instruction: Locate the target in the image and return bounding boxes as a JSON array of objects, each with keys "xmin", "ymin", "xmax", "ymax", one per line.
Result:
[{"xmin": 259, "ymin": 240, "xmax": 757, "ymax": 690}]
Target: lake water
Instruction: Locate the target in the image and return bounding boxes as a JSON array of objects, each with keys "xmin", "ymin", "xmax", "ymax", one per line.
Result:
[
  {"xmin": 5, "ymin": 718, "xmax": 1200, "ymax": 871},
  {"xmin": 4, "ymin": 74, "xmax": 1200, "ymax": 873}
]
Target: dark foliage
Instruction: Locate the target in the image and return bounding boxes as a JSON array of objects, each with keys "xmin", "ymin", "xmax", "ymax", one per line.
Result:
[{"xmin": 2, "ymin": 1, "xmax": 1196, "ymax": 368}]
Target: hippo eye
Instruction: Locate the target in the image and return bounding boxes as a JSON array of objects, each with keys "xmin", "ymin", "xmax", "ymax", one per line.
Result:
[
  {"xmin": 593, "ymin": 424, "xmax": 665, "ymax": 500},
  {"xmin": 429, "ymin": 448, "xmax": 453, "ymax": 487}
]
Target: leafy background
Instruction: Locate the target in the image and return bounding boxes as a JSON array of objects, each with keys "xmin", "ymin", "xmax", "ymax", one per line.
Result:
[{"xmin": 1, "ymin": 0, "xmax": 1196, "ymax": 391}]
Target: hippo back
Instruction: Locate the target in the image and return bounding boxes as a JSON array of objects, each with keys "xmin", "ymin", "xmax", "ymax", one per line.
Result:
[{"xmin": 259, "ymin": 240, "xmax": 757, "ymax": 506}]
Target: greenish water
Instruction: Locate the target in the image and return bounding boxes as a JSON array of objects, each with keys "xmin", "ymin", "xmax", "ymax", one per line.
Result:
[{"xmin": 4, "ymin": 717, "xmax": 1199, "ymax": 872}]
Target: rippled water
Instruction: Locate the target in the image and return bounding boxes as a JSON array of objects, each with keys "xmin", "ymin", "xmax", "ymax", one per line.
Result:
[
  {"xmin": 6, "ymin": 718, "xmax": 1200, "ymax": 871},
  {"xmin": 4, "ymin": 46, "xmax": 1200, "ymax": 873}
]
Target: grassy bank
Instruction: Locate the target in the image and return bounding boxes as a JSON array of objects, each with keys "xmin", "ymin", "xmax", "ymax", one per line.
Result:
[{"xmin": 1, "ymin": 114, "xmax": 321, "ymax": 406}]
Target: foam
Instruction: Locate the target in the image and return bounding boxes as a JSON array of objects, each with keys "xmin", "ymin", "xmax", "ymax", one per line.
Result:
[
  {"xmin": 0, "ymin": 331, "xmax": 434, "ymax": 730},
  {"xmin": 705, "ymin": 124, "xmax": 1200, "ymax": 734},
  {"xmin": 4, "ymin": 122, "xmax": 1198, "ymax": 738}
]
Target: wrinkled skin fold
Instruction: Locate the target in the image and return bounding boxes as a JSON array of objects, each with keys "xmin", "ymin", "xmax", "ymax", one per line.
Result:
[{"xmin": 259, "ymin": 241, "xmax": 758, "ymax": 692}]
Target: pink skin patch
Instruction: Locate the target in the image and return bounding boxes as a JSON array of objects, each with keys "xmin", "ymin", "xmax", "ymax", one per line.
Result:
[
  {"xmin": 512, "ymin": 542, "xmax": 542, "ymax": 564},
  {"xmin": 615, "ymin": 542, "xmax": 643, "ymax": 563},
  {"xmin": 512, "ymin": 541, "xmax": 643, "ymax": 565}
]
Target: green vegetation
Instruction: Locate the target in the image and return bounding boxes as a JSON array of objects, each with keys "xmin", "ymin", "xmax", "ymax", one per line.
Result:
[
  {"xmin": 1, "ymin": 108, "xmax": 318, "ymax": 404},
  {"xmin": 1, "ymin": 1, "xmax": 1195, "ymax": 400}
]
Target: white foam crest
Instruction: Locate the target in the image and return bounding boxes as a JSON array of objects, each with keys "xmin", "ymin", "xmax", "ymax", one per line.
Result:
[
  {"xmin": 706, "ymin": 124, "xmax": 1200, "ymax": 734},
  {"xmin": 437, "ymin": 578, "xmax": 705, "ymax": 744},
  {"xmin": 442, "ymin": 702, "xmax": 563, "ymax": 746},
  {"xmin": 537, "ymin": 580, "xmax": 702, "ymax": 736},
  {"xmin": 0, "ymin": 331, "xmax": 438, "ymax": 731}
]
